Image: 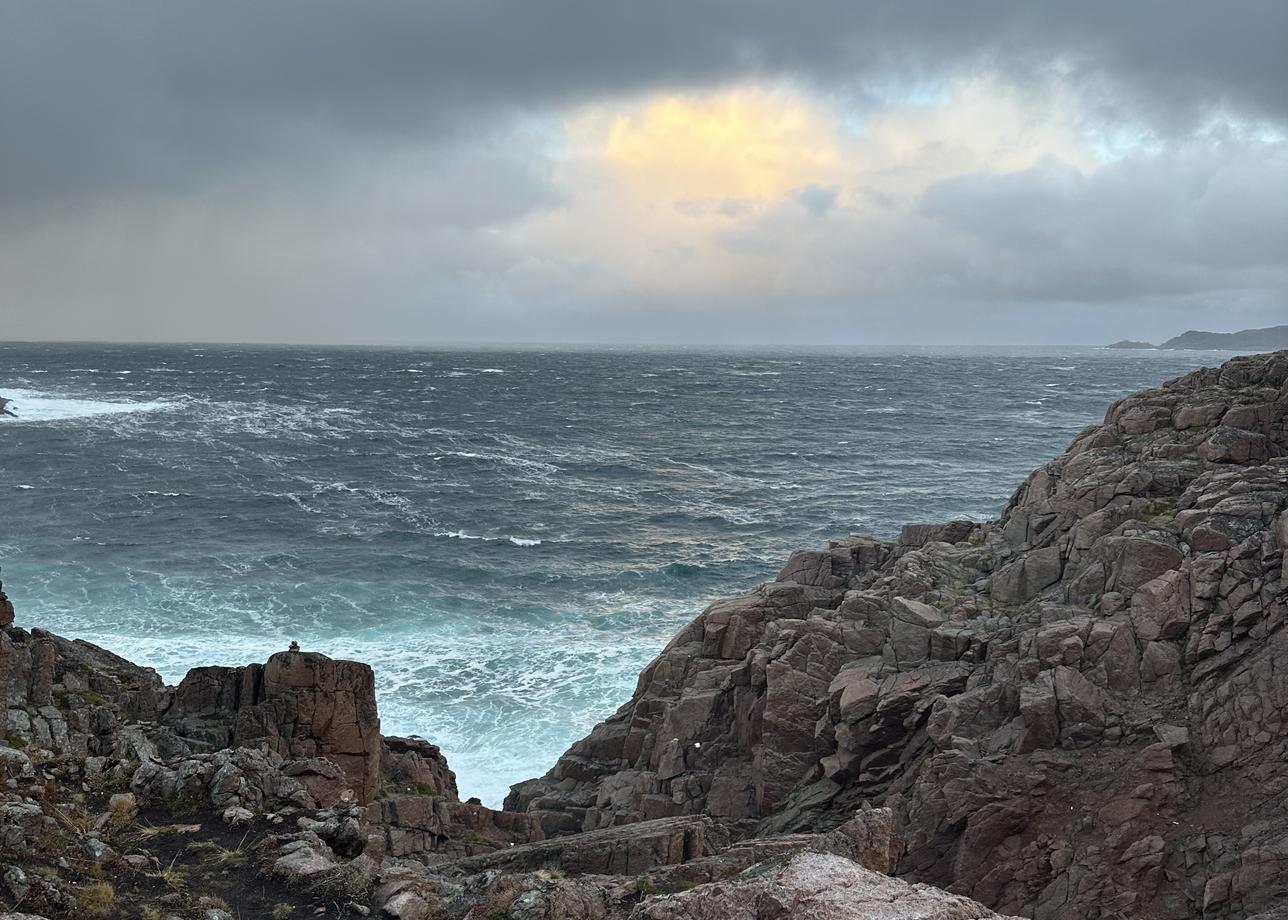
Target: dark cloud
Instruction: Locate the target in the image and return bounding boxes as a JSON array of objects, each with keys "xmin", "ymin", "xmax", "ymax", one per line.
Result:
[
  {"xmin": 2, "ymin": 1, "xmax": 1286, "ymax": 344},
  {"xmin": 2, "ymin": 1, "xmax": 1285, "ymax": 205}
]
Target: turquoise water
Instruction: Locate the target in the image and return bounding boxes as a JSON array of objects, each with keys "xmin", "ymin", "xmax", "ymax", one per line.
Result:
[{"xmin": 0, "ymin": 343, "xmax": 1217, "ymax": 804}]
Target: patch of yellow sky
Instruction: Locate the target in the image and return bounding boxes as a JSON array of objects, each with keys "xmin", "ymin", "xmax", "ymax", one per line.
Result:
[
  {"xmin": 599, "ymin": 90, "xmax": 844, "ymax": 202},
  {"xmin": 511, "ymin": 79, "xmax": 1101, "ymax": 298}
]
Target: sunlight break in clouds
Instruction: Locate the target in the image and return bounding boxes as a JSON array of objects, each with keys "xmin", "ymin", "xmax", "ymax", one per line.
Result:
[
  {"xmin": 519, "ymin": 79, "xmax": 1105, "ymax": 309},
  {"xmin": 598, "ymin": 89, "xmax": 843, "ymax": 203}
]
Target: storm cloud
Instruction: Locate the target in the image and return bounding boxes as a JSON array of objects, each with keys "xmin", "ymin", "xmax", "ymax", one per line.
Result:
[{"xmin": 2, "ymin": 1, "xmax": 1285, "ymax": 343}]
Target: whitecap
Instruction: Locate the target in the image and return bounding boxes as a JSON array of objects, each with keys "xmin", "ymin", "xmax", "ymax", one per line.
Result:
[
  {"xmin": 1, "ymin": 388, "xmax": 173, "ymax": 423},
  {"xmin": 478, "ymin": 368, "xmax": 505, "ymax": 374},
  {"xmin": 15, "ymin": 484, "xmax": 33, "ymax": 490},
  {"xmin": 434, "ymin": 530, "xmax": 542, "ymax": 547}
]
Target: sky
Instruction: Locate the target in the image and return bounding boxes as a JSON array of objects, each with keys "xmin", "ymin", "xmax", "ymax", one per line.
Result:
[{"xmin": 1, "ymin": 1, "xmax": 1286, "ymax": 346}]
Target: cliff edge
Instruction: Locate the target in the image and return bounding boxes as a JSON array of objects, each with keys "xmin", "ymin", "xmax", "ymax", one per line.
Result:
[{"xmin": 509, "ymin": 349, "xmax": 1288, "ymax": 919}]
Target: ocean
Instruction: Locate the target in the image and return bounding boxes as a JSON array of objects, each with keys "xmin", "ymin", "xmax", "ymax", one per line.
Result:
[{"xmin": 0, "ymin": 343, "xmax": 1219, "ymax": 805}]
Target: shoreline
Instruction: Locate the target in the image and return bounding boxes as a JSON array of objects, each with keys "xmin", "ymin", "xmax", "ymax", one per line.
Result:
[{"xmin": 2, "ymin": 349, "xmax": 1288, "ymax": 917}]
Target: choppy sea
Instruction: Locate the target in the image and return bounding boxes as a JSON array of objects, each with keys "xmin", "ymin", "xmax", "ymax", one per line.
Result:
[{"xmin": 0, "ymin": 343, "xmax": 1220, "ymax": 804}]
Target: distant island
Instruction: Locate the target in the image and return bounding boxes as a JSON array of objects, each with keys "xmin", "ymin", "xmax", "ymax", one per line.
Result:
[{"xmin": 1108, "ymin": 323, "xmax": 1288, "ymax": 350}]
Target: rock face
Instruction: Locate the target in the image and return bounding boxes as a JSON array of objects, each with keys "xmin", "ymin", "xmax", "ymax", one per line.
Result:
[
  {"xmin": 511, "ymin": 350, "xmax": 1288, "ymax": 919},
  {"xmin": 165, "ymin": 650, "xmax": 383, "ymax": 803}
]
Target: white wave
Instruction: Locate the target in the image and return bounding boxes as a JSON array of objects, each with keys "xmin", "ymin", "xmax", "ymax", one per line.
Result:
[
  {"xmin": 478, "ymin": 368, "xmax": 505, "ymax": 374},
  {"xmin": 435, "ymin": 530, "xmax": 542, "ymax": 547},
  {"xmin": 14, "ymin": 484, "xmax": 33, "ymax": 490},
  {"xmin": 442, "ymin": 450, "xmax": 559, "ymax": 477},
  {"xmin": 0, "ymin": 388, "xmax": 173, "ymax": 423}
]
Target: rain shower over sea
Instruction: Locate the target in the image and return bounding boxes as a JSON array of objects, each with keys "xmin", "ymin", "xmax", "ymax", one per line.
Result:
[{"xmin": 0, "ymin": 343, "xmax": 1216, "ymax": 805}]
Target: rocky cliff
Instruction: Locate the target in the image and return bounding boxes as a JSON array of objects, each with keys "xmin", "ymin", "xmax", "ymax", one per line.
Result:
[
  {"xmin": 0, "ymin": 582, "xmax": 994, "ymax": 918},
  {"xmin": 509, "ymin": 349, "xmax": 1288, "ymax": 919},
  {"xmin": 2, "ymin": 350, "xmax": 1287, "ymax": 919}
]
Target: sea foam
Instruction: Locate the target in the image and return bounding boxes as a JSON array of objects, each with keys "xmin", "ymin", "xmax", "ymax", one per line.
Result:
[{"xmin": 2, "ymin": 388, "xmax": 173, "ymax": 423}]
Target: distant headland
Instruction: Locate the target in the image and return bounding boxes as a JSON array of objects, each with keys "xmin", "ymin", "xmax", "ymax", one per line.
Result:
[{"xmin": 1108, "ymin": 323, "xmax": 1288, "ymax": 350}]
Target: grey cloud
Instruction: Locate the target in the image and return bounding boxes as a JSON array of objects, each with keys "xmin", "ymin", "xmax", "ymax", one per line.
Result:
[
  {"xmin": 791, "ymin": 184, "xmax": 839, "ymax": 217},
  {"xmin": 919, "ymin": 142, "xmax": 1288, "ymax": 300},
  {"xmin": 2, "ymin": 1, "xmax": 1286, "ymax": 206}
]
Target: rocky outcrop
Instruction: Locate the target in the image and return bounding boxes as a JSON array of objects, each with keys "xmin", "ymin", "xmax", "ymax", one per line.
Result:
[
  {"xmin": 632, "ymin": 850, "xmax": 1023, "ymax": 920},
  {"xmin": 0, "ymin": 604, "xmax": 919, "ymax": 917},
  {"xmin": 511, "ymin": 350, "xmax": 1288, "ymax": 919},
  {"xmin": 163, "ymin": 650, "xmax": 383, "ymax": 804}
]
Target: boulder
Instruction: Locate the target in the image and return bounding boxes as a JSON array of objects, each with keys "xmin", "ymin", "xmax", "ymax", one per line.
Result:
[{"xmin": 630, "ymin": 851, "xmax": 1025, "ymax": 919}]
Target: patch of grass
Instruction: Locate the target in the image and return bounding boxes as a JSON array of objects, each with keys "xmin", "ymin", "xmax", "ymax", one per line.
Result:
[
  {"xmin": 1143, "ymin": 498, "xmax": 1177, "ymax": 524},
  {"xmin": 3, "ymin": 732, "xmax": 27, "ymax": 749},
  {"xmin": 165, "ymin": 788, "xmax": 203, "ymax": 818},
  {"xmin": 49, "ymin": 802, "xmax": 95, "ymax": 835},
  {"xmin": 635, "ymin": 877, "xmax": 659, "ymax": 896},
  {"xmin": 272, "ymin": 904, "xmax": 296, "ymax": 920},
  {"xmin": 99, "ymin": 795, "xmax": 137, "ymax": 837},
  {"xmin": 414, "ymin": 782, "xmax": 436, "ymax": 796},
  {"xmin": 463, "ymin": 831, "xmax": 489, "ymax": 844},
  {"xmin": 75, "ymin": 881, "xmax": 116, "ymax": 918},
  {"xmin": 187, "ymin": 839, "xmax": 247, "ymax": 870},
  {"xmin": 55, "ymin": 687, "xmax": 107, "ymax": 707},
  {"xmin": 131, "ymin": 821, "xmax": 176, "ymax": 841},
  {"xmin": 306, "ymin": 860, "xmax": 372, "ymax": 901},
  {"xmin": 87, "ymin": 768, "xmax": 132, "ymax": 795},
  {"xmin": 159, "ymin": 859, "xmax": 188, "ymax": 893},
  {"xmin": 142, "ymin": 908, "xmax": 163, "ymax": 920}
]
